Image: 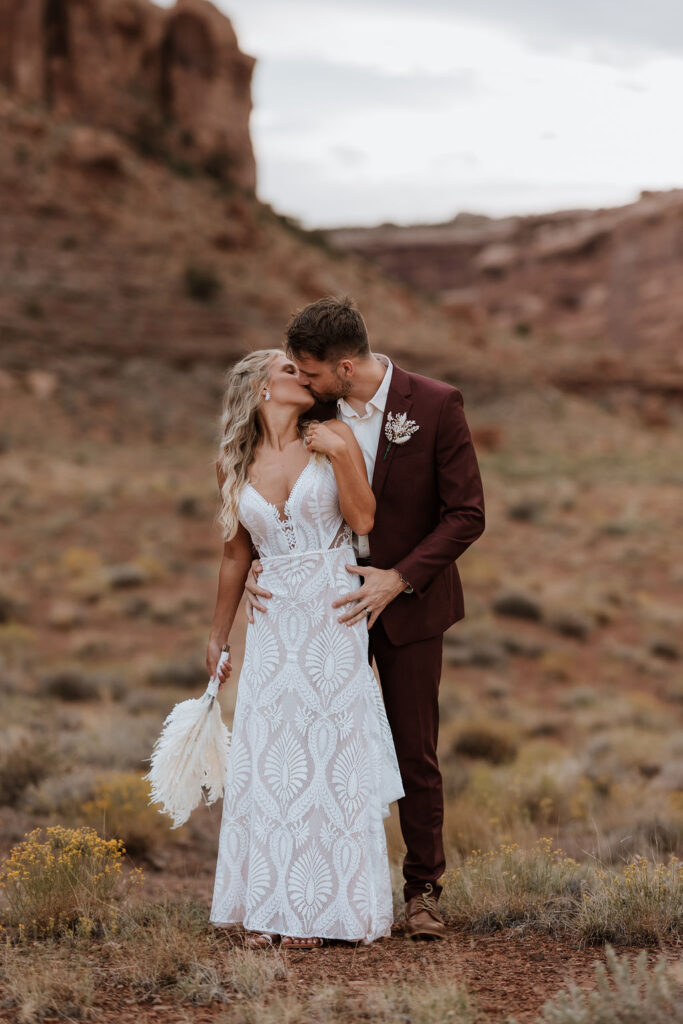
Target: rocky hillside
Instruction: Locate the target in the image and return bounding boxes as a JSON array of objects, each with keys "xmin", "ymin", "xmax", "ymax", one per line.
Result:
[
  {"xmin": 0, "ymin": 88, "xmax": 493, "ymax": 444},
  {"xmin": 326, "ymin": 191, "xmax": 683, "ymax": 403},
  {"xmin": 0, "ymin": 0, "xmax": 493, "ymax": 447}
]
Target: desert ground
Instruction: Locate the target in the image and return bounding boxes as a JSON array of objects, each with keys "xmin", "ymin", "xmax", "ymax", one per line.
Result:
[{"xmin": 1, "ymin": 1, "xmax": 682, "ymax": 1016}]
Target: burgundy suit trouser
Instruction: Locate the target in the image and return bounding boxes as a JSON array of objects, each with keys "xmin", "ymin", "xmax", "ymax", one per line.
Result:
[{"xmin": 368, "ymin": 616, "xmax": 446, "ymax": 902}]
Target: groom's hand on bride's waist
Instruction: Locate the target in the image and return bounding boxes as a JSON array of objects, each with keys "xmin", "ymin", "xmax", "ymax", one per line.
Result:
[
  {"xmin": 333, "ymin": 565, "xmax": 408, "ymax": 630},
  {"xmin": 244, "ymin": 558, "xmax": 272, "ymax": 623}
]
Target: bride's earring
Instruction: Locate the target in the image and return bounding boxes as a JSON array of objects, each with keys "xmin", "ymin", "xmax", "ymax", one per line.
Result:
[{"xmin": 264, "ymin": 390, "xmax": 271, "ymax": 401}]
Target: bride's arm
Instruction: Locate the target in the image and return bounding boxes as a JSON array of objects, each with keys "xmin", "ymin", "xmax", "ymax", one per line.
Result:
[
  {"xmin": 207, "ymin": 463, "xmax": 255, "ymax": 681},
  {"xmin": 209, "ymin": 523, "xmax": 254, "ymax": 644},
  {"xmin": 305, "ymin": 421, "xmax": 375, "ymax": 535},
  {"xmin": 206, "ymin": 523, "xmax": 253, "ymax": 684}
]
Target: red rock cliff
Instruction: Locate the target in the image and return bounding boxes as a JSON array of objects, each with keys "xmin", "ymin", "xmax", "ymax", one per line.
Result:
[{"xmin": 0, "ymin": 0, "xmax": 256, "ymax": 191}]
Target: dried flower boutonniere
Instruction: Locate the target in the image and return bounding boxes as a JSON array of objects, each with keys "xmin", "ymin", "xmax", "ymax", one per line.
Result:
[{"xmin": 383, "ymin": 411, "xmax": 419, "ymax": 460}]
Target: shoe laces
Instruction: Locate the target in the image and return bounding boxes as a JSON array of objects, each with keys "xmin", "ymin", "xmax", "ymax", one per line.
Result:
[{"xmin": 414, "ymin": 882, "xmax": 439, "ymax": 916}]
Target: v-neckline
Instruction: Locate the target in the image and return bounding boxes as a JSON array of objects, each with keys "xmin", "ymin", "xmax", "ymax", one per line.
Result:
[{"xmin": 245, "ymin": 454, "xmax": 314, "ymax": 524}]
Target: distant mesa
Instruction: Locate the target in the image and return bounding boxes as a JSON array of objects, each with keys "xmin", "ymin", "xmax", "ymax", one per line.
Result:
[
  {"xmin": 0, "ymin": 0, "xmax": 256, "ymax": 190},
  {"xmin": 325, "ymin": 189, "xmax": 683, "ymax": 391}
]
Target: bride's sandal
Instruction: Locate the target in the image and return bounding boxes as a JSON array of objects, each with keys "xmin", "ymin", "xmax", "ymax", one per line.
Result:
[
  {"xmin": 280, "ymin": 935, "xmax": 324, "ymax": 950},
  {"xmin": 244, "ymin": 931, "xmax": 279, "ymax": 949}
]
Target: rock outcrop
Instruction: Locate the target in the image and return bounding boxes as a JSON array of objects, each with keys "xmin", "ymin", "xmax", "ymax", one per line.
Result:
[
  {"xmin": 326, "ymin": 191, "xmax": 683, "ymax": 397},
  {"xmin": 0, "ymin": 0, "xmax": 256, "ymax": 190}
]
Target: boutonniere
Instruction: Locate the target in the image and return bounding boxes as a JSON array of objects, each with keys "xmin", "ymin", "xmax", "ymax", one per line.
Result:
[{"xmin": 383, "ymin": 411, "xmax": 419, "ymax": 460}]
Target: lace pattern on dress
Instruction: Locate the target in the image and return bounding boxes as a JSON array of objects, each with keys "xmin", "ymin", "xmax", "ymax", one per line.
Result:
[
  {"xmin": 328, "ymin": 520, "xmax": 353, "ymax": 550},
  {"xmin": 211, "ymin": 451, "xmax": 404, "ymax": 944}
]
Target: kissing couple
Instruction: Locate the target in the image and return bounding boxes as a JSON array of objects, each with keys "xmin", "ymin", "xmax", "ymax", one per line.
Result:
[{"xmin": 205, "ymin": 295, "xmax": 485, "ymax": 949}]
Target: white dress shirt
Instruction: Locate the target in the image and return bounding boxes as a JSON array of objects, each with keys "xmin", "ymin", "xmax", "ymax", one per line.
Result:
[{"xmin": 336, "ymin": 354, "xmax": 392, "ymax": 558}]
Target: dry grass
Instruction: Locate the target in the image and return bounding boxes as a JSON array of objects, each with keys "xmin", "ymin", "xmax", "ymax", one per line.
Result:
[
  {"xmin": 452, "ymin": 721, "xmax": 519, "ymax": 765},
  {"xmin": 0, "ymin": 897, "xmax": 288, "ymax": 1015},
  {"xmin": 533, "ymin": 944, "xmax": 683, "ymax": 1024},
  {"xmin": 578, "ymin": 855, "xmax": 683, "ymax": 945},
  {"xmin": 224, "ymin": 974, "xmax": 476, "ymax": 1024},
  {"xmin": 366, "ymin": 972, "xmax": 477, "ymax": 1023},
  {"xmin": 438, "ymin": 719, "xmax": 683, "ymax": 864},
  {"xmin": 440, "ymin": 837, "xmax": 589, "ymax": 935},
  {"xmin": 0, "ymin": 729, "xmax": 54, "ymax": 807},
  {"xmin": 78, "ymin": 771, "xmax": 179, "ymax": 855},
  {"xmin": 440, "ymin": 838, "xmax": 682, "ymax": 946},
  {"xmin": 225, "ymin": 946, "xmax": 289, "ymax": 998},
  {"xmin": 0, "ymin": 943, "xmax": 96, "ymax": 1024},
  {"xmin": 102, "ymin": 898, "xmax": 235, "ymax": 1003},
  {"xmin": 0, "ymin": 825, "xmax": 143, "ymax": 938}
]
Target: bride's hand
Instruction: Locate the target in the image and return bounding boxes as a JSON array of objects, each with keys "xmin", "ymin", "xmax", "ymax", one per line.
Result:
[
  {"xmin": 303, "ymin": 422, "xmax": 346, "ymax": 458},
  {"xmin": 206, "ymin": 636, "xmax": 233, "ymax": 690}
]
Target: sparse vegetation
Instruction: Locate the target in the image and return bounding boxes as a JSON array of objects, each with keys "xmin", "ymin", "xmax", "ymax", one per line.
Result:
[
  {"xmin": 579, "ymin": 855, "xmax": 682, "ymax": 944},
  {"xmin": 102, "ymin": 899, "xmax": 231, "ymax": 1003},
  {"xmin": 0, "ymin": 826, "xmax": 143, "ymax": 938},
  {"xmin": 440, "ymin": 838, "xmax": 682, "ymax": 947},
  {"xmin": 79, "ymin": 772, "xmax": 176, "ymax": 855},
  {"xmin": 453, "ymin": 722, "xmax": 519, "ymax": 765},
  {"xmin": 183, "ymin": 263, "xmax": 222, "ymax": 302},
  {"xmin": 1, "ymin": 944, "xmax": 96, "ymax": 1024},
  {"xmin": 38, "ymin": 666, "xmax": 100, "ymax": 702},
  {"xmin": 366, "ymin": 973, "xmax": 477, "ymax": 1023},
  {"xmin": 534, "ymin": 944, "xmax": 683, "ymax": 1024},
  {"xmin": 441, "ymin": 837, "xmax": 588, "ymax": 935},
  {"xmin": 2, "ymin": 100, "xmax": 682, "ymax": 1018},
  {"xmin": 0, "ymin": 732, "xmax": 54, "ymax": 806}
]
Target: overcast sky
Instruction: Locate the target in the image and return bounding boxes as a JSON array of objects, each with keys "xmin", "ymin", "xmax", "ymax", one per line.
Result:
[{"xmin": 155, "ymin": 0, "xmax": 683, "ymax": 227}]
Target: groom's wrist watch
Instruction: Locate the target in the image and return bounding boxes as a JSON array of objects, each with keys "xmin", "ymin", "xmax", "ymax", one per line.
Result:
[{"xmin": 393, "ymin": 569, "xmax": 414, "ymax": 594}]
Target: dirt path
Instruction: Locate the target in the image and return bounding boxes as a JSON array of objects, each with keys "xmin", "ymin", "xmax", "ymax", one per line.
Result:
[{"xmin": 86, "ymin": 924, "xmax": 679, "ymax": 1024}]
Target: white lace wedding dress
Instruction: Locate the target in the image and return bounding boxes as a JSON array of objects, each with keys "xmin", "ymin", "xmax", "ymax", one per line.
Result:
[{"xmin": 210, "ymin": 452, "xmax": 404, "ymax": 943}]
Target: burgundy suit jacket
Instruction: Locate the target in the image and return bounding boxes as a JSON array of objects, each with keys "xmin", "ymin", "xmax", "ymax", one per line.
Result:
[{"xmin": 308, "ymin": 359, "xmax": 485, "ymax": 646}]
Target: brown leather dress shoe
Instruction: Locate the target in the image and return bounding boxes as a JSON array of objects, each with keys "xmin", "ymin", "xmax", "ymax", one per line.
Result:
[{"xmin": 404, "ymin": 883, "xmax": 446, "ymax": 940}]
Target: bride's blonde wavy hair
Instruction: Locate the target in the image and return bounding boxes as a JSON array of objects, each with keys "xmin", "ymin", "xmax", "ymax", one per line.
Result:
[
  {"xmin": 215, "ymin": 349, "xmax": 281, "ymax": 541},
  {"xmin": 215, "ymin": 349, "xmax": 317, "ymax": 541}
]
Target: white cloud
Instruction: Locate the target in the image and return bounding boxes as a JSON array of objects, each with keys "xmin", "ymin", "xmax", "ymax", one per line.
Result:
[{"xmin": 152, "ymin": 1, "xmax": 682, "ymax": 226}]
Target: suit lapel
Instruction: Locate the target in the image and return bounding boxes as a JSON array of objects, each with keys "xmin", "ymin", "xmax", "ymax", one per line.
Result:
[{"xmin": 371, "ymin": 360, "xmax": 413, "ymax": 504}]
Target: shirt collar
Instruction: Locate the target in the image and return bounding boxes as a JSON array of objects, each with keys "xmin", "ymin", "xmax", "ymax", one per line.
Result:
[{"xmin": 337, "ymin": 354, "xmax": 393, "ymax": 419}]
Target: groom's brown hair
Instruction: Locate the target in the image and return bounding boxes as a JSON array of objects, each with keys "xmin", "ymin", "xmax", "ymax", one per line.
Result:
[{"xmin": 285, "ymin": 295, "xmax": 370, "ymax": 362}]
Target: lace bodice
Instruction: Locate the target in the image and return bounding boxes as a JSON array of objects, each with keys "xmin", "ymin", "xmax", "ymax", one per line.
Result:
[{"xmin": 239, "ymin": 454, "xmax": 351, "ymax": 558}]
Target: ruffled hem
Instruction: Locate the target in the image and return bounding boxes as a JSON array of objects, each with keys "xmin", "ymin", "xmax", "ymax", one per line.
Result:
[{"xmin": 209, "ymin": 914, "xmax": 393, "ymax": 945}]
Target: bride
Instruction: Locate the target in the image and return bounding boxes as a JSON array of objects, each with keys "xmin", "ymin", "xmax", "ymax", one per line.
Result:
[{"xmin": 206, "ymin": 349, "xmax": 404, "ymax": 949}]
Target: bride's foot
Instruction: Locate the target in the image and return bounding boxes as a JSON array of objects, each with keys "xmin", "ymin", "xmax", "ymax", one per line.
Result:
[
  {"xmin": 280, "ymin": 935, "xmax": 324, "ymax": 949},
  {"xmin": 244, "ymin": 930, "xmax": 279, "ymax": 949}
]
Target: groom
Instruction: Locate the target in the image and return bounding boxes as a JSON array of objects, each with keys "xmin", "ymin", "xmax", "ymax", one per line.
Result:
[{"xmin": 245, "ymin": 296, "xmax": 485, "ymax": 940}]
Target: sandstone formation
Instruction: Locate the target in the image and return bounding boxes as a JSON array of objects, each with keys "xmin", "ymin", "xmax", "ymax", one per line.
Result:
[
  {"xmin": 326, "ymin": 192, "xmax": 683, "ymax": 398},
  {"xmin": 0, "ymin": 0, "xmax": 256, "ymax": 190},
  {"xmin": 0, "ymin": 85, "xmax": 468, "ymax": 436}
]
